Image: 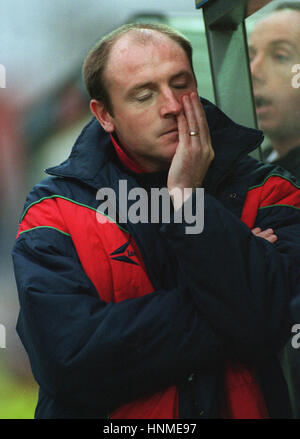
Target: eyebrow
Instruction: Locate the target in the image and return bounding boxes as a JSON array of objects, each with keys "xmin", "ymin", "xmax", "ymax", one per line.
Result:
[
  {"xmin": 269, "ymin": 40, "xmax": 296, "ymax": 49},
  {"xmin": 127, "ymin": 70, "xmax": 193, "ymax": 96},
  {"xmin": 249, "ymin": 40, "xmax": 296, "ymax": 52}
]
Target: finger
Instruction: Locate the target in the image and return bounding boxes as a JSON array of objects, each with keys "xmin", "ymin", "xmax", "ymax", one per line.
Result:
[
  {"xmin": 267, "ymin": 234, "xmax": 278, "ymax": 243},
  {"xmin": 252, "ymin": 229, "xmax": 278, "ymax": 243},
  {"xmin": 176, "ymin": 111, "xmax": 190, "ymax": 150},
  {"xmin": 191, "ymin": 93, "xmax": 211, "ymax": 145},
  {"xmin": 182, "ymin": 94, "xmax": 199, "ymax": 139},
  {"xmin": 259, "ymin": 229, "xmax": 275, "ymax": 238},
  {"xmin": 252, "ymin": 227, "xmax": 273, "ymax": 236},
  {"xmin": 253, "ymin": 231, "xmax": 266, "ymax": 238},
  {"xmin": 251, "ymin": 227, "xmax": 262, "ymax": 235}
]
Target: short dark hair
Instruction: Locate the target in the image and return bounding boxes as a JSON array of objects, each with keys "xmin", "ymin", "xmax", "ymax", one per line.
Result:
[
  {"xmin": 82, "ymin": 22, "xmax": 195, "ymax": 115},
  {"xmin": 275, "ymin": 1, "xmax": 300, "ymax": 12}
]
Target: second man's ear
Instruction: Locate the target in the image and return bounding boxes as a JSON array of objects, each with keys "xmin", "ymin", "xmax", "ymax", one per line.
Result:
[{"xmin": 90, "ymin": 99, "xmax": 115, "ymax": 133}]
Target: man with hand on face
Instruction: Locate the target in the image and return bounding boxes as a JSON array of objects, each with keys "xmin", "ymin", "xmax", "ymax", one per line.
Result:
[
  {"xmin": 249, "ymin": 2, "xmax": 300, "ymax": 179},
  {"xmin": 12, "ymin": 23, "xmax": 300, "ymax": 419}
]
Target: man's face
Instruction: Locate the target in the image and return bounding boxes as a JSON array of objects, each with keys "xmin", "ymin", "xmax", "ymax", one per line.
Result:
[
  {"xmin": 249, "ymin": 10, "xmax": 300, "ymax": 140},
  {"xmin": 98, "ymin": 31, "xmax": 198, "ymax": 172}
]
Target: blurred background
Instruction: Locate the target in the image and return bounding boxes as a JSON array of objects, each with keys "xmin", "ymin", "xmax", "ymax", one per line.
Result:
[{"xmin": 0, "ymin": 0, "xmax": 288, "ymax": 418}]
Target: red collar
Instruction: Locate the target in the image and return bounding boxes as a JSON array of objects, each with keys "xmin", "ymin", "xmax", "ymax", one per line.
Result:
[{"xmin": 110, "ymin": 134, "xmax": 146, "ymax": 174}]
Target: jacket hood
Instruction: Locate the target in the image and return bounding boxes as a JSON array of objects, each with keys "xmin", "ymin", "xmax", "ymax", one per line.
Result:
[{"xmin": 46, "ymin": 98, "xmax": 264, "ymax": 191}]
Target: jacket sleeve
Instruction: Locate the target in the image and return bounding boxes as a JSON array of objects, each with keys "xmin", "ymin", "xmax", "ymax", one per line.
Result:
[
  {"xmin": 12, "ymin": 226, "xmax": 224, "ymax": 414},
  {"xmin": 160, "ymin": 180, "xmax": 300, "ymax": 362}
]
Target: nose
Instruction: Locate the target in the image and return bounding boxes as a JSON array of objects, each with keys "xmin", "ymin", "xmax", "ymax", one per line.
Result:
[
  {"xmin": 250, "ymin": 53, "xmax": 267, "ymax": 85},
  {"xmin": 159, "ymin": 88, "xmax": 182, "ymax": 118}
]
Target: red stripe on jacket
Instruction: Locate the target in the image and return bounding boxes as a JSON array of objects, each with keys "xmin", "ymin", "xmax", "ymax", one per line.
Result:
[{"xmin": 241, "ymin": 175, "xmax": 300, "ymax": 228}]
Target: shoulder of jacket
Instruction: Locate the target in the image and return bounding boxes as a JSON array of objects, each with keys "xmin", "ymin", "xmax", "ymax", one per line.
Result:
[
  {"xmin": 23, "ymin": 176, "xmax": 71, "ymax": 206},
  {"xmin": 231, "ymin": 155, "xmax": 300, "ymax": 191},
  {"xmin": 21, "ymin": 174, "xmax": 97, "ymax": 217}
]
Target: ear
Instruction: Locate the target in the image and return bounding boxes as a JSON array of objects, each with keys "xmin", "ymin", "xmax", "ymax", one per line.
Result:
[{"xmin": 90, "ymin": 99, "xmax": 115, "ymax": 133}]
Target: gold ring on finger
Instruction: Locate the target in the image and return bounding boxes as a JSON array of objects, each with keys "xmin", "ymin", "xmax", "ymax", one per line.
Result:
[{"xmin": 189, "ymin": 131, "xmax": 199, "ymax": 136}]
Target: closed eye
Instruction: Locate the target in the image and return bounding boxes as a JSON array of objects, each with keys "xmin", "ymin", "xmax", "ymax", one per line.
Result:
[
  {"xmin": 173, "ymin": 83, "xmax": 188, "ymax": 89},
  {"xmin": 136, "ymin": 93, "xmax": 153, "ymax": 102}
]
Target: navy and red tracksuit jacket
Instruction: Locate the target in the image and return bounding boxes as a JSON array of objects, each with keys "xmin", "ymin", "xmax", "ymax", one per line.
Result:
[{"xmin": 12, "ymin": 98, "xmax": 300, "ymax": 418}]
